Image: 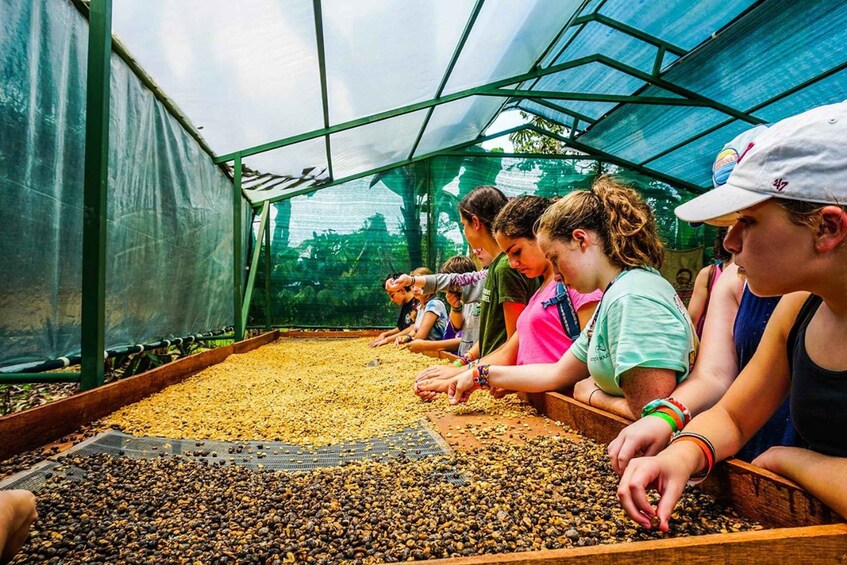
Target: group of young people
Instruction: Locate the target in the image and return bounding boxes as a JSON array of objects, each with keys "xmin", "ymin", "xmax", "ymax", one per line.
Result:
[
  {"xmin": 2, "ymin": 103, "xmax": 844, "ymax": 562},
  {"xmin": 378, "ymin": 101, "xmax": 847, "ymax": 530}
]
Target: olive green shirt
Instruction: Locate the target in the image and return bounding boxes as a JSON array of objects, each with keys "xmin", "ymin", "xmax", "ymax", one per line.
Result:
[{"xmin": 478, "ymin": 253, "xmax": 541, "ymax": 356}]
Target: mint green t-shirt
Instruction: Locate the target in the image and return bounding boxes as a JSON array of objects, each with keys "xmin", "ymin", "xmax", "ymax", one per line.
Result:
[{"xmin": 569, "ymin": 267, "xmax": 696, "ymax": 396}]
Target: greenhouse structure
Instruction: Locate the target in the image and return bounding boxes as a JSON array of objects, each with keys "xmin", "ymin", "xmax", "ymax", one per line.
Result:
[{"xmin": 2, "ymin": 0, "xmax": 847, "ymax": 562}]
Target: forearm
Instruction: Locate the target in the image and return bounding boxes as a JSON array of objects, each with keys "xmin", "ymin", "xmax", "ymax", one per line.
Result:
[
  {"xmin": 487, "ymin": 353, "xmax": 586, "ymax": 393},
  {"xmin": 412, "ymin": 313, "xmax": 438, "ymax": 340},
  {"xmin": 758, "ymin": 448, "xmax": 847, "ymax": 519},
  {"xmin": 395, "ymin": 326, "xmax": 414, "ymax": 339},
  {"xmin": 668, "ymin": 372, "xmax": 734, "ymax": 417},
  {"xmin": 683, "ymin": 404, "xmax": 748, "ymax": 462},
  {"xmin": 589, "ymin": 390, "xmax": 635, "ymax": 419},
  {"xmin": 412, "ymin": 338, "xmax": 460, "ymax": 352},
  {"xmin": 449, "ymin": 310, "xmax": 463, "ymax": 330}
]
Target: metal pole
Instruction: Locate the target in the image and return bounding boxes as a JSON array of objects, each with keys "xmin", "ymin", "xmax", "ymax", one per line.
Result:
[
  {"xmin": 241, "ymin": 201, "xmax": 270, "ymax": 332},
  {"xmin": 426, "ymin": 159, "xmax": 435, "ymax": 270},
  {"xmin": 233, "ymin": 155, "xmax": 244, "ymax": 342},
  {"xmin": 80, "ymin": 0, "xmax": 112, "ymax": 391},
  {"xmin": 264, "ymin": 209, "xmax": 272, "ymax": 331}
]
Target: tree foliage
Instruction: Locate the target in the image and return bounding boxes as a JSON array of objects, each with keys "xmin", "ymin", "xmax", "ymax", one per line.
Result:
[{"xmin": 508, "ymin": 111, "xmax": 577, "ymax": 155}]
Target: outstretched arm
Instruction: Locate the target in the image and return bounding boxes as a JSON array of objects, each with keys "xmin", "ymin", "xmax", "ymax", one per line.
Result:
[
  {"xmin": 443, "ymin": 349, "xmax": 590, "ymax": 405},
  {"xmin": 616, "ymin": 292, "xmax": 808, "ymax": 531}
]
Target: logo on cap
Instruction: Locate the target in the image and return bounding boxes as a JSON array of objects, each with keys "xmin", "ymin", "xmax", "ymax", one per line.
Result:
[{"xmin": 772, "ymin": 178, "xmax": 788, "ymax": 192}]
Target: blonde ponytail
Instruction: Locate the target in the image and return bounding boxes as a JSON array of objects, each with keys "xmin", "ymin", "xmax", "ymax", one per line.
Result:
[{"xmin": 535, "ymin": 175, "xmax": 664, "ymax": 269}]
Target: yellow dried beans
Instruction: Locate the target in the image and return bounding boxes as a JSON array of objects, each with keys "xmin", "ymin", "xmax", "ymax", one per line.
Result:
[{"xmin": 108, "ymin": 338, "xmax": 535, "ymax": 444}]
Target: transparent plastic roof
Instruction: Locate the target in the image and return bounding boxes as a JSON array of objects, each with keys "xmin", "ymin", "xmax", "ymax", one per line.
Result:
[
  {"xmin": 113, "ymin": 0, "xmax": 324, "ymax": 156},
  {"xmin": 108, "ymin": 0, "xmax": 847, "ymax": 203}
]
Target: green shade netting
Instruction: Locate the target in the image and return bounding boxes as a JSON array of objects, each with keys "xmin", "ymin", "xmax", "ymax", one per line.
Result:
[{"xmin": 249, "ymin": 154, "xmax": 708, "ymax": 328}]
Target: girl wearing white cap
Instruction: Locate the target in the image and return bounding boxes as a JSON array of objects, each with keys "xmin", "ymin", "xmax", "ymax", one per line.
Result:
[
  {"xmin": 617, "ymin": 101, "xmax": 847, "ymax": 529},
  {"xmin": 607, "ymin": 125, "xmax": 803, "ymax": 476}
]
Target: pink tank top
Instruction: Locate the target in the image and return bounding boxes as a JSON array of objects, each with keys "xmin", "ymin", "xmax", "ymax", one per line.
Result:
[{"xmin": 516, "ymin": 281, "xmax": 603, "ymax": 365}]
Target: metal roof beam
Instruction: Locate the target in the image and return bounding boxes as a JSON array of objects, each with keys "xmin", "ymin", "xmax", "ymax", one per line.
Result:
[
  {"xmin": 215, "ymin": 55, "xmax": 605, "ymax": 163},
  {"xmin": 252, "ymin": 124, "xmax": 531, "ymax": 206},
  {"xmin": 639, "ymin": 59, "xmax": 847, "ymax": 166},
  {"xmin": 436, "ymin": 152, "xmax": 596, "ymax": 160},
  {"xmin": 594, "ymin": 54, "xmax": 766, "ymax": 125},
  {"xmin": 523, "ymin": 123, "xmax": 706, "ymax": 194},
  {"xmin": 572, "ymin": 13, "xmax": 687, "ymax": 56},
  {"xmin": 525, "ymin": 99, "xmax": 598, "ymax": 127},
  {"xmin": 407, "ymin": 0, "xmax": 486, "ymax": 161},
  {"xmin": 494, "ymin": 89, "xmax": 710, "ymax": 106},
  {"xmin": 476, "ymin": 0, "xmax": 594, "ymax": 142},
  {"xmin": 312, "ymin": 0, "xmax": 334, "ymax": 182}
]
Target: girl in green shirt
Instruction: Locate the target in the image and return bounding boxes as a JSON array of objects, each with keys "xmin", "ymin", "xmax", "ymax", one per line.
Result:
[{"xmin": 413, "ymin": 185, "xmax": 539, "ymax": 383}]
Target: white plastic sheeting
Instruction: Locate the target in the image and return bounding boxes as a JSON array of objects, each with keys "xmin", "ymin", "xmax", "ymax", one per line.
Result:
[{"xmin": 110, "ymin": 0, "xmax": 583, "ymax": 199}]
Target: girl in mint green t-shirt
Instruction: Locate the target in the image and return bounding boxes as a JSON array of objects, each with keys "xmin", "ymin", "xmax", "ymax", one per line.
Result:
[{"xmin": 444, "ymin": 176, "xmax": 696, "ymax": 420}]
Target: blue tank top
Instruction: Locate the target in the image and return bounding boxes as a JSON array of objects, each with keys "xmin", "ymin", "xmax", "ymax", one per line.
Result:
[{"xmin": 733, "ymin": 286, "xmax": 805, "ymax": 462}]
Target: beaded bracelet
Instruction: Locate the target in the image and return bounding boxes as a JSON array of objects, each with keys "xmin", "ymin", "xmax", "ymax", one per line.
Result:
[
  {"xmin": 473, "ymin": 364, "xmax": 491, "ymax": 390},
  {"xmin": 665, "ymin": 397, "xmax": 692, "ymax": 425},
  {"xmin": 670, "ymin": 431, "xmax": 716, "ymax": 485}
]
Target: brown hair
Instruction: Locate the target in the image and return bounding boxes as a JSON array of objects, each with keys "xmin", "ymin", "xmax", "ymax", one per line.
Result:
[
  {"xmin": 775, "ymin": 198, "xmax": 836, "ymax": 230},
  {"xmin": 459, "ymin": 185, "xmax": 509, "ymax": 232},
  {"xmin": 535, "ymin": 175, "xmax": 665, "ymax": 269},
  {"xmin": 492, "ymin": 195, "xmax": 552, "ymax": 240},
  {"xmin": 713, "ymin": 227, "xmax": 731, "ymax": 262},
  {"xmin": 440, "ymin": 255, "xmax": 476, "ymax": 274},
  {"xmin": 410, "ymin": 267, "xmax": 434, "ymax": 301}
]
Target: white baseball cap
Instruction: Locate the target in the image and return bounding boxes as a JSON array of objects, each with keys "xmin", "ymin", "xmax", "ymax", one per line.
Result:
[{"xmin": 676, "ymin": 100, "xmax": 847, "ymax": 226}]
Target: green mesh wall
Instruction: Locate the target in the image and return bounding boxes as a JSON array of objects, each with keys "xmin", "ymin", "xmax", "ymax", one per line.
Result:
[{"xmin": 249, "ymin": 153, "xmax": 710, "ymax": 328}]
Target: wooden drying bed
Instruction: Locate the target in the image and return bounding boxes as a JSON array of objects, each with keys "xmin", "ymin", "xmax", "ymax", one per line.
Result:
[
  {"xmin": 428, "ymin": 392, "xmax": 847, "ymax": 563},
  {"xmin": 1, "ymin": 331, "xmax": 845, "ymax": 562},
  {"xmin": 0, "ymin": 331, "xmax": 279, "ymax": 460}
]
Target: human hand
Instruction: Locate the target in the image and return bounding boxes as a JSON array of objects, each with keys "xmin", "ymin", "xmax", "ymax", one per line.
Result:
[
  {"xmin": 445, "ymin": 291, "xmax": 462, "ymax": 310},
  {"xmin": 617, "ymin": 449, "xmax": 695, "ymax": 532},
  {"xmin": 415, "ymin": 363, "xmax": 463, "ymax": 382},
  {"xmin": 447, "ymin": 370, "xmax": 477, "ymax": 405},
  {"xmin": 386, "ymin": 274, "xmax": 414, "ymax": 292},
  {"xmin": 413, "ymin": 378, "xmax": 440, "ymax": 402},
  {"xmin": 394, "ymin": 334, "xmax": 412, "ymax": 347},
  {"xmin": 607, "ymin": 416, "xmax": 675, "ymax": 476},
  {"xmin": 368, "ymin": 333, "xmax": 388, "ymax": 347},
  {"xmin": 751, "ymin": 445, "xmax": 803, "ymax": 475}
]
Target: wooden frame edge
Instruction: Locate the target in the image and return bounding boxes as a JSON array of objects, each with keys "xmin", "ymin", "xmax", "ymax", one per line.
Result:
[
  {"xmin": 279, "ymin": 330, "xmax": 382, "ymax": 339},
  {"xmin": 430, "ymin": 523, "xmax": 847, "ymax": 564},
  {"xmin": 0, "ymin": 331, "xmax": 279, "ymax": 461}
]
